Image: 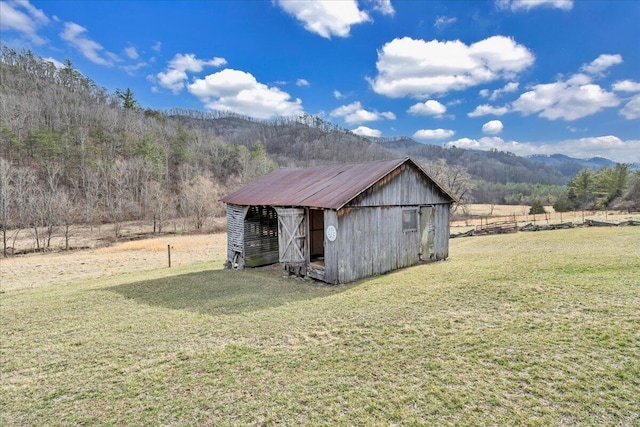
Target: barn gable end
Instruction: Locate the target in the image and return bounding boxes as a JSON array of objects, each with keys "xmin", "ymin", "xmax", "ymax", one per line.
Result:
[{"xmin": 348, "ymin": 161, "xmax": 452, "ymax": 208}]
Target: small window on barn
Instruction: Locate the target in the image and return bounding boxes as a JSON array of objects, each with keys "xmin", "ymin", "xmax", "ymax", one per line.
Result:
[{"xmin": 402, "ymin": 209, "xmax": 418, "ymax": 232}]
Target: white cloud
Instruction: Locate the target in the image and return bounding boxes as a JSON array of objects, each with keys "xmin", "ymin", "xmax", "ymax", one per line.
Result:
[
  {"xmin": 369, "ymin": 35, "xmax": 534, "ymax": 98},
  {"xmin": 352, "ymin": 126, "xmax": 382, "ymax": 137},
  {"xmin": 434, "ymin": 16, "xmax": 456, "ymax": 29},
  {"xmin": 479, "ymin": 82, "xmax": 519, "ymax": 100},
  {"xmin": 187, "ymin": 69, "xmax": 304, "ymax": 119},
  {"xmin": 581, "ymin": 53, "xmax": 623, "ymax": 75},
  {"xmin": 372, "ymin": 0, "xmax": 395, "ymax": 16},
  {"xmin": 613, "ymin": 80, "xmax": 640, "ymax": 93},
  {"xmin": 105, "ymin": 51, "xmax": 120, "ymax": 63},
  {"xmin": 60, "ymin": 22, "xmax": 116, "ymax": 66},
  {"xmin": 42, "ymin": 57, "xmax": 65, "ymax": 69},
  {"xmin": 445, "ymin": 135, "xmax": 640, "ymax": 163},
  {"xmin": 482, "ymin": 120, "xmax": 504, "ymax": 134},
  {"xmin": 495, "ymin": 54, "xmax": 624, "ymax": 121},
  {"xmin": 296, "ymin": 78, "xmax": 310, "ymax": 87},
  {"xmin": 276, "ymin": 0, "xmax": 370, "ymax": 38},
  {"xmin": 333, "ymin": 90, "xmax": 346, "ymax": 99},
  {"xmin": 496, "ymin": 0, "xmax": 573, "ymax": 11},
  {"xmin": 156, "ymin": 53, "xmax": 227, "ymax": 93},
  {"xmin": 512, "ymin": 79, "xmax": 619, "ymax": 121},
  {"xmin": 612, "ymin": 80, "xmax": 640, "ymax": 120},
  {"xmin": 445, "ymin": 136, "xmax": 513, "ymax": 151},
  {"xmin": 620, "ymin": 95, "xmax": 640, "ymax": 120},
  {"xmin": 152, "ymin": 41, "xmax": 162, "ymax": 52},
  {"xmin": 121, "ymin": 62, "xmax": 148, "ymax": 75},
  {"xmin": 0, "ymin": 0, "xmax": 49, "ymax": 44},
  {"xmin": 468, "ymin": 104, "xmax": 510, "ymax": 117},
  {"xmin": 330, "ymin": 101, "xmax": 395, "ymax": 124},
  {"xmin": 567, "ymin": 126, "xmax": 586, "ymax": 133},
  {"xmin": 124, "ymin": 46, "xmax": 138, "ymax": 60},
  {"xmin": 414, "ymin": 129, "xmax": 455, "ymax": 140},
  {"xmin": 156, "ymin": 69, "xmax": 188, "ymax": 93},
  {"xmin": 489, "ymin": 81, "xmax": 519, "ymax": 100},
  {"xmin": 407, "ymin": 100, "xmax": 447, "ymax": 117},
  {"xmin": 169, "ymin": 53, "xmax": 226, "ymax": 72}
]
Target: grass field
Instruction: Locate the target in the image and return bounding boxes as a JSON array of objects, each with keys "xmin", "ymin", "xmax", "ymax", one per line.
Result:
[{"xmin": 2, "ymin": 227, "xmax": 639, "ymax": 425}]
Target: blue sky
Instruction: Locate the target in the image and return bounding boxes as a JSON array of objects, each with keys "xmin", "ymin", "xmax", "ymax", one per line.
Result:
[{"xmin": 1, "ymin": 0, "xmax": 639, "ymax": 162}]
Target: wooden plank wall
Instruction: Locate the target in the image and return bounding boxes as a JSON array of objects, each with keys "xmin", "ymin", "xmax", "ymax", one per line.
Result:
[
  {"xmin": 226, "ymin": 204, "xmax": 247, "ymax": 267},
  {"xmin": 326, "ymin": 203, "xmax": 449, "ymax": 284},
  {"xmin": 323, "ymin": 210, "xmax": 339, "ymax": 284},
  {"xmin": 275, "ymin": 208, "xmax": 306, "ymax": 264},
  {"xmin": 334, "ymin": 206, "xmax": 421, "ymax": 284},
  {"xmin": 351, "ymin": 165, "xmax": 450, "ymax": 207},
  {"xmin": 434, "ymin": 204, "xmax": 450, "ymax": 260}
]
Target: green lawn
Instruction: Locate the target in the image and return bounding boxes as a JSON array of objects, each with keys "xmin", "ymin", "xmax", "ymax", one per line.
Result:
[{"xmin": 2, "ymin": 227, "xmax": 639, "ymax": 426}]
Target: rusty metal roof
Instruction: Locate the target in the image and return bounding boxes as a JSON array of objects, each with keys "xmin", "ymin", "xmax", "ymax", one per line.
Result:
[{"xmin": 221, "ymin": 157, "xmax": 455, "ymax": 209}]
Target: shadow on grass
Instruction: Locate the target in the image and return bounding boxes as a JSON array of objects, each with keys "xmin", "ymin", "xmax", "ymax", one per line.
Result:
[{"xmin": 106, "ymin": 266, "xmax": 355, "ymax": 316}]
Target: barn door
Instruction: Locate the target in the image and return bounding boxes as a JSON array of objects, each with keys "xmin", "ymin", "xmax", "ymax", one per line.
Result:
[
  {"xmin": 420, "ymin": 206, "xmax": 436, "ymax": 261},
  {"xmin": 275, "ymin": 208, "xmax": 307, "ymax": 264}
]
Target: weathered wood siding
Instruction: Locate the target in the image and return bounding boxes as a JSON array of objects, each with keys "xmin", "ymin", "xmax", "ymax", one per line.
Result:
[
  {"xmin": 243, "ymin": 206, "xmax": 279, "ymax": 267},
  {"xmin": 323, "ymin": 210, "xmax": 339, "ymax": 284},
  {"xmin": 350, "ymin": 164, "xmax": 450, "ymax": 207},
  {"xmin": 226, "ymin": 204, "xmax": 247, "ymax": 267},
  {"xmin": 322, "ymin": 203, "xmax": 450, "ymax": 284},
  {"xmin": 275, "ymin": 208, "xmax": 306, "ymax": 265},
  {"xmin": 327, "ymin": 207, "xmax": 419, "ymax": 283},
  {"xmin": 433, "ymin": 204, "xmax": 450, "ymax": 260}
]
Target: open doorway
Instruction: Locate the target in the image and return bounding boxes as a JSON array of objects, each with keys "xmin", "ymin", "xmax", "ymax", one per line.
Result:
[{"xmin": 309, "ymin": 209, "xmax": 325, "ymax": 263}]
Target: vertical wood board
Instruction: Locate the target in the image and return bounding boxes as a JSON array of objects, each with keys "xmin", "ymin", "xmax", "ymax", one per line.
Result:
[
  {"xmin": 275, "ymin": 208, "xmax": 306, "ymax": 264},
  {"xmin": 350, "ymin": 165, "xmax": 451, "ymax": 207}
]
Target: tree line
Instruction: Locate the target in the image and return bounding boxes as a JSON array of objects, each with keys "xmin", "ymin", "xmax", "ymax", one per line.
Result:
[{"xmin": 553, "ymin": 164, "xmax": 639, "ymax": 214}]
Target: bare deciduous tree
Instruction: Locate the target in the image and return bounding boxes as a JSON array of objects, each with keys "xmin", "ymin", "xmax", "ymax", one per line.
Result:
[
  {"xmin": 148, "ymin": 180, "xmax": 172, "ymax": 233},
  {"xmin": 55, "ymin": 187, "xmax": 77, "ymax": 250},
  {"xmin": 178, "ymin": 174, "xmax": 220, "ymax": 230},
  {"xmin": 0, "ymin": 158, "xmax": 12, "ymax": 256},
  {"xmin": 421, "ymin": 159, "xmax": 474, "ymax": 214}
]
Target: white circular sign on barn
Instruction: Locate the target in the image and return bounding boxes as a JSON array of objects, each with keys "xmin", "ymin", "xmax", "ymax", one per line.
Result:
[{"xmin": 326, "ymin": 225, "xmax": 337, "ymax": 242}]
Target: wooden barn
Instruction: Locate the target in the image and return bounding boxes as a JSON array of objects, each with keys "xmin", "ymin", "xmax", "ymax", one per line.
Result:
[{"xmin": 221, "ymin": 157, "xmax": 456, "ymax": 284}]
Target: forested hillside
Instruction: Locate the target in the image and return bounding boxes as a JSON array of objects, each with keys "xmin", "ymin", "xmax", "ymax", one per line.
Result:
[
  {"xmin": 1, "ymin": 46, "xmax": 635, "ymax": 255},
  {"xmin": 376, "ymin": 136, "xmax": 567, "ymax": 185},
  {"xmin": 0, "ymin": 47, "xmax": 261, "ymax": 250},
  {"xmin": 168, "ymin": 110, "xmax": 393, "ymax": 167},
  {"xmin": 527, "ymin": 154, "xmax": 617, "ymax": 177},
  {"xmin": 0, "ymin": 46, "xmax": 407, "ymax": 254}
]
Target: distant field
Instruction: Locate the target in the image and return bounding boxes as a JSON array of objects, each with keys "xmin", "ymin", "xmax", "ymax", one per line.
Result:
[
  {"xmin": 452, "ymin": 204, "xmax": 640, "ymax": 234},
  {"xmin": 3, "ymin": 205, "xmax": 638, "ymax": 256},
  {"xmin": 2, "ymin": 227, "xmax": 639, "ymax": 425}
]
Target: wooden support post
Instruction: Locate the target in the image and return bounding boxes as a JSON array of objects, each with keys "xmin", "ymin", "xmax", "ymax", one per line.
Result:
[{"xmin": 167, "ymin": 244, "xmax": 171, "ymax": 268}]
